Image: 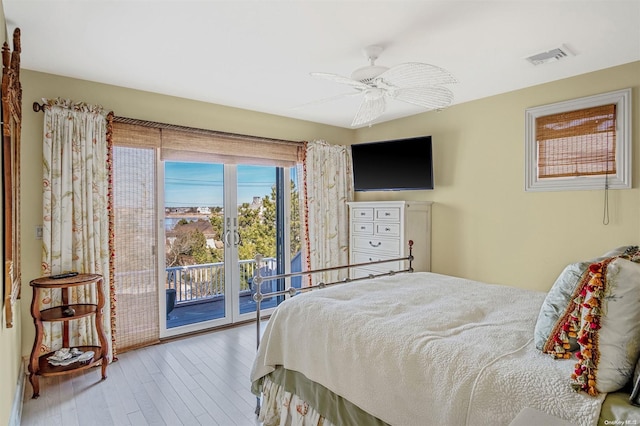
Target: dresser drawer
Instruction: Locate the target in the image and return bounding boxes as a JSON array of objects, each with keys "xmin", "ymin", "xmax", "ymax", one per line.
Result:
[
  {"xmin": 352, "ymin": 208, "xmax": 374, "ymax": 221},
  {"xmin": 351, "ymin": 252, "xmax": 403, "ymax": 272},
  {"xmin": 375, "ymin": 207, "xmax": 400, "ymax": 221},
  {"xmin": 375, "ymin": 223, "xmax": 400, "ymax": 237},
  {"xmin": 352, "ymin": 222, "xmax": 374, "ymax": 235},
  {"xmin": 352, "ymin": 237, "xmax": 400, "ymax": 254}
]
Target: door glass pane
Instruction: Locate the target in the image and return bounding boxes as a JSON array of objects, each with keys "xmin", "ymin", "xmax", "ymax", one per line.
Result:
[
  {"xmin": 164, "ymin": 162, "xmax": 225, "ymax": 328},
  {"xmin": 237, "ymin": 165, "xmax": 302, "ymax": 314},
  {"xmin": 289, "ymin": 166, "xmax": 303, "ymax": 291},
  {"xmin": 237, "ymin": 165, "xmax": 278, "ymax": 314}
]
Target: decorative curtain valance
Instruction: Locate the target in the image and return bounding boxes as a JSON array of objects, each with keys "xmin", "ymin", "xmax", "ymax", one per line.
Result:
[{"xmin": 112, "ymin": 116, "xmax": 305, "ymax": 166}]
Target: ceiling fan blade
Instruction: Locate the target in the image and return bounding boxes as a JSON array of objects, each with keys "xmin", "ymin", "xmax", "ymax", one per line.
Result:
[
  {"xmin": 310, "ymin": 72, "xmax": 370, "ymax": 90},
  {"xmin": 391, "ymin": 86, "xmax": 455, "ymax": 110},
  {"xmin": 376, "ymin": 62, "xmax": 457, "ymax": 88},
  {"xmin": 351, "ymin": 92, "xmax": 386, "ymax": 127}
]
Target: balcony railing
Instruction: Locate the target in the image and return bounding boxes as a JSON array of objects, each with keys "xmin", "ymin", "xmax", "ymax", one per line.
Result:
[{"xmin": 166, "ymin": 258, "xmax": 277, "ymax": 305}]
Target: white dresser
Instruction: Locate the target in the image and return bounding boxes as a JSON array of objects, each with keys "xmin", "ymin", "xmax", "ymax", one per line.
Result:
[{"xmin": 347, "ymin": 201, "xmax": 432, "ymax": 278}]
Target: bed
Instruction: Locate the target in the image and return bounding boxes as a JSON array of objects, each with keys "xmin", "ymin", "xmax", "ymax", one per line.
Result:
[{"xmin": 250, "ymin": 245, "xmax": 640, "ymax": 426}]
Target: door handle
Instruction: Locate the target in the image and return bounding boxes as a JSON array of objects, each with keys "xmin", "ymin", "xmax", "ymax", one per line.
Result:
[
  {"xmin": 232, "ymin": 218, "xmax": 241, "ymax": 247},
  {"xmin": 224, "ymin": 217, "xmax": 232, "ymax": 247}
]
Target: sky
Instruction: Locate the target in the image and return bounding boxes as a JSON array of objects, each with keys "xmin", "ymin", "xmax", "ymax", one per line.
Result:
[{"xmin": 164, "ymin": 162, "xmax": 295, "ymax": 208}]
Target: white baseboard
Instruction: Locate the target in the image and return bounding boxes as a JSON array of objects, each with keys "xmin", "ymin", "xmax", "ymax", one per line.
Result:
[{"xmin": 8, "ymin": 358, "xmax": 25, "ymax": 426}]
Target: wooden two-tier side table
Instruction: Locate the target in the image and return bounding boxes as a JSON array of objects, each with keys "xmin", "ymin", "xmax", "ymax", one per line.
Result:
[{"xmin": 28, "ymin": 273, "xmax": 109, "ymax": 398}]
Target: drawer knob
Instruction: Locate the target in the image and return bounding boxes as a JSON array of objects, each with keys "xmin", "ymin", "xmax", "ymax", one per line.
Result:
[
  {"xmin": 384, "ymin": 212, "xmax": 390, "ymax": 216},
  {"xmin": 369, "ymin": 241, "xmax": 381, "ymax": 247},
  {"xmin": 384, "ymin": 227, "xmax": 391, "ymax": 231},
  {"xmin": 360, "ymin": 226, "xmax": 366, "ymax": 230}
]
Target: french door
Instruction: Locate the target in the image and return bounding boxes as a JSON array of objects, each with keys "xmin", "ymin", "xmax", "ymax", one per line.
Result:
[
  {"xmin": 111, "ymin": 119, "xmax": 304, "ymax": 348},
  {"xmin": 162, "ymin": 161, "xmax": 299, "ymax": 337}
]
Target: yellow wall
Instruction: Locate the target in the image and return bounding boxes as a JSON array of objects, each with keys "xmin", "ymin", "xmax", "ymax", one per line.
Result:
[{"xmin": 354, "ymin": 62, "xmax": 640, "ymax": 291}]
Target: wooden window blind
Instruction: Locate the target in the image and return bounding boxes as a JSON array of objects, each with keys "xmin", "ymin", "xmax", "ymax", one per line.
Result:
[
  {"xmin": 112, "ymin": 117, "xmax": 305, "ymax": 166},
  {"xmin": 536, "ymin": 104, "xmax": 616, "ymax": 179},
  {"xmin": 112, "ymin": 146, "xmax": 160, "ymax": 352}
]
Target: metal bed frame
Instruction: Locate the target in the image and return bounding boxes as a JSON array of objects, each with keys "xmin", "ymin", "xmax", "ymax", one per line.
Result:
[{"xmin": 252, "ymin": 240, "xmax": 415, "ymax": 414}]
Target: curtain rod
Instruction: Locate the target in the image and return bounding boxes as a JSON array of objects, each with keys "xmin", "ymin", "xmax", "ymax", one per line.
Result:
[{"xmin": 33, "ymin": 102, "xmax": 305, "ymax": 146}]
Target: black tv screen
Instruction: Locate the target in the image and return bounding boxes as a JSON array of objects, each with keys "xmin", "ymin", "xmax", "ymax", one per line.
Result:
[{"xmin": 351, "ymin": 136, "xmax": 434, "ymax": 191}]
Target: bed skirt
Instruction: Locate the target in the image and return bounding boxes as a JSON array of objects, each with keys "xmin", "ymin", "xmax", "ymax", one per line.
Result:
[
  {"xmin": 255, "ymin": 369, "xmax": 640, "ymax": 426},
  {"xmin": 254, "ymin": 368, "xmax": 388, "ymax": 426}
]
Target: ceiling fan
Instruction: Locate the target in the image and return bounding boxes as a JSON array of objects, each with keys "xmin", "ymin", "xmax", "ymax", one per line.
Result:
[{"xmin": 310, "ymin": 45, "xmax": 457, "ymax": 127}]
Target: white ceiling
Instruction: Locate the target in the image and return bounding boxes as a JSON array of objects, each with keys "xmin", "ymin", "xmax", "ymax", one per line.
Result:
[{"xmin": 3, "ymin": 1, "xmax": 640, "ymax": 129}]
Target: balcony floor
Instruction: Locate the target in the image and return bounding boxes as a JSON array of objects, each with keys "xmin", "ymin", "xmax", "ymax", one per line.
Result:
[{"xmin": 166, "ymin": 293, "xmax": 278, "ymax": 328}]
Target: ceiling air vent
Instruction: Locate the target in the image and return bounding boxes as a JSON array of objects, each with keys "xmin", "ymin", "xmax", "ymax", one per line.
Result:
[{"xmin": 526, "ymin": 45, "xmax": 573, "ymax": 65}]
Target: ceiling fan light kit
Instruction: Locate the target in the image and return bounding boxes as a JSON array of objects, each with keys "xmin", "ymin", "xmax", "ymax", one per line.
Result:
[
  {"xmin": 311, "ymin": 45, "xmax": 457, "ymax": 127},
  {"xmin": 351, "ymin": 64, "xmax": 390, "ymax": 84}
]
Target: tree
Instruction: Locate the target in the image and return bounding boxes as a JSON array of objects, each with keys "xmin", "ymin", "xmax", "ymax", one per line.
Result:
[
  {"xmin": 288, "ymin": 179, "xmax": 301, "ymax": 257},
  {"xmin": 238, "ymin": 198, "xmax": 274, "ymax": 261},
  {"xmin": 190, "ymin": 230, "xmax": 213, "ymax": 265},
  {"xmin": 166, "ymin": 230, "xmax": 202, "ymax": 267},
  {"xmin": 166, "ymin": 220, "xmax": 217, "ymax": 267}
]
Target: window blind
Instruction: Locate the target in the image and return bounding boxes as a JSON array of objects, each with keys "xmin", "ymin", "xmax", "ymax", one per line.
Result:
[
  {"xmin": 536, "ymin": 104, "xmax": 616, "ymax": 179},
  {"xmin": 112, "ymin": 116, "xmax": 305, "ymax": 166},
  {"xmin": 112, "ymin": 146, "xmax": 160, "ymax": 352}
]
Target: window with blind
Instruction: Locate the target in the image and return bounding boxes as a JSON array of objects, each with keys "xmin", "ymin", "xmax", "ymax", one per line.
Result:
[{"xmin": 524, "ymin": 88, "xmax": 631, "ymax": 192}]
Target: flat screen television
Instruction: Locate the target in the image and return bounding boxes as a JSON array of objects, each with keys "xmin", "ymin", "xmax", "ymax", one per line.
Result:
[{"xmin": 351, "ymin": 135, "xmax": 434, "ymax": 191}]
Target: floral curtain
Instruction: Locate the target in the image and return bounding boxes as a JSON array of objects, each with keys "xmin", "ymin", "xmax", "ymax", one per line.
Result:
[
  {"xmin": 40, "ymin": 98, "xmax": 114, "ymax": 360},
  {"xmin": 299, "ymin": 140, "xmax": 354, "ymax": 285}
]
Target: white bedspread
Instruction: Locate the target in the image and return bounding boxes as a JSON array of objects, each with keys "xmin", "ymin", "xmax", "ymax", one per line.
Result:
[{"xmin": 251, "ymin": 272, "xmax": 605, "ymax": 426}]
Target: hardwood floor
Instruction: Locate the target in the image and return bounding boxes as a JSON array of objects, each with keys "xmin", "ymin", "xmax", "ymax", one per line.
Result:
[{"xmin": 20, "ymin": 322, "xmax": 264, "ymax": 426}]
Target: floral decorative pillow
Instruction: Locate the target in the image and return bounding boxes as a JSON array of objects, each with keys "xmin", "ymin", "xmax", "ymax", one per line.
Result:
[
  {"xmin": 533, "ymin": 246, "xmax": 636, "ymax": 353},
  {"xmin": 546, "ymin": 253, "xmax": 640, "ymax": 395}
]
